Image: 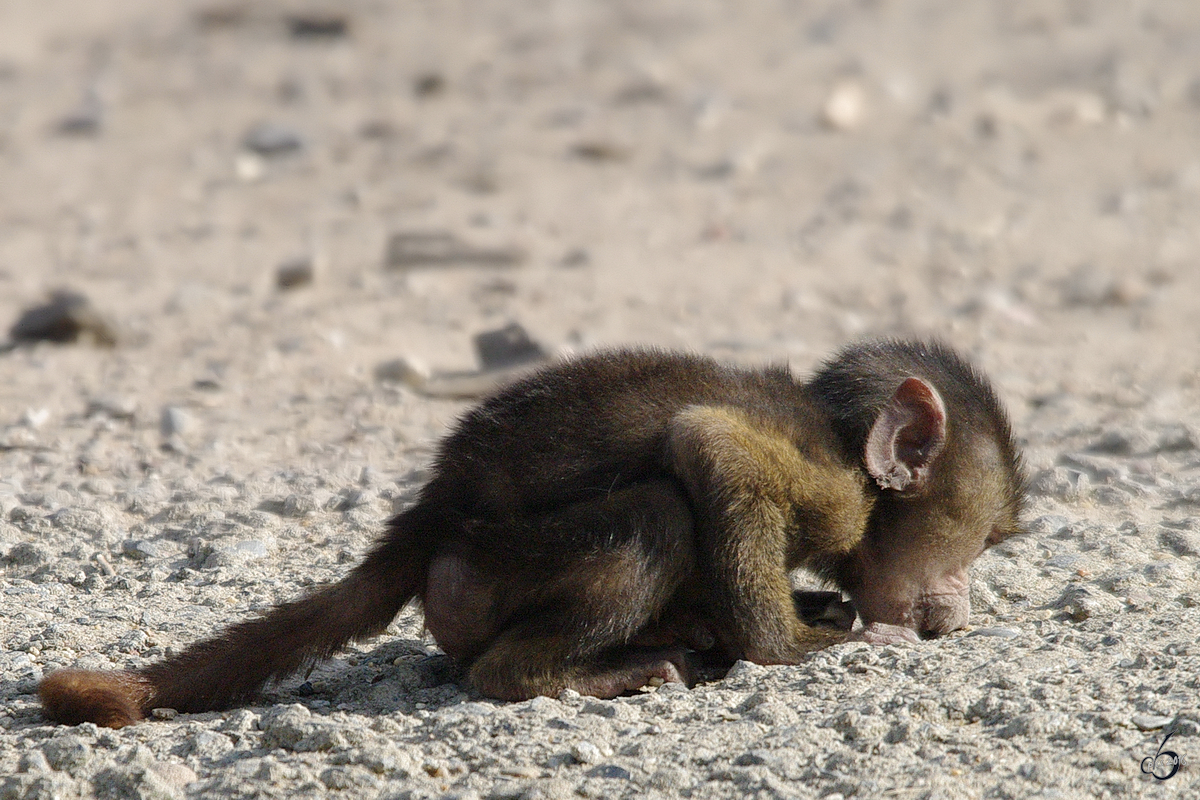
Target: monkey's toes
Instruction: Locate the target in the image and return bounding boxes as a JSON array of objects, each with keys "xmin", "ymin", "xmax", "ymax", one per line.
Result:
[
  {"xmin": 581, "ymin": 648, "xmax": 692, "ymax": 698},
  {"xmin": 849, "ymin": 622, "xmax": 921, "ymax": 645}
]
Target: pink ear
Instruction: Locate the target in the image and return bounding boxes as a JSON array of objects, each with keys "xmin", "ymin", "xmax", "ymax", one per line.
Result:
[{"xmin": 864, "ymin": 377, "xmax": 946, "ymax": 493}]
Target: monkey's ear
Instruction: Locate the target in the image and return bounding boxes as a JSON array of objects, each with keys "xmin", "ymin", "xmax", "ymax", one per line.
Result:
[{"xmin": 864, "ymin": 377, "xmax": 947, "ymax": 494}]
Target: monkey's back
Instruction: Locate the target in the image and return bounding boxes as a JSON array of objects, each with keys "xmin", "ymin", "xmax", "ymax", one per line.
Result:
[{"xmin": 419, "ymin": 349, "xmax": 840, "ymax": 521}]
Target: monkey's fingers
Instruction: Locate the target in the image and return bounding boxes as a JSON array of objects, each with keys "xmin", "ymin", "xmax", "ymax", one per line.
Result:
[
  {"xmin": 848, "ymin": 622, "xmax": 920, "ymax": 645},
  {"xmin": 39, "ymin": 669, "xmax": 153, "ymax": 729}
]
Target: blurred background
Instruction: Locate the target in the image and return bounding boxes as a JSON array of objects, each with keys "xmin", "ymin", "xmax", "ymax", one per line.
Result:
[{"xmin": 1, "ymin": 0, "xmax": 1199, "ymax": 466}]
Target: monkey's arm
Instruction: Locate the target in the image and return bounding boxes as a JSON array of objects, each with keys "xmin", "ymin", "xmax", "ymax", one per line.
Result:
[{"xmin": 667, "ymin": 407, "xmax": 870, "ymax": 663}]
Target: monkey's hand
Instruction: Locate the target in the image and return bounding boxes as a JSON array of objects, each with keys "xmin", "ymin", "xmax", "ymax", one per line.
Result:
[
  {"xmin": 792, "ymin": 590, "xmax": 857, "ymax": 631},
  {"xmin": 848, "ymin": 622, "xmax": 920, "ymax": 645}
]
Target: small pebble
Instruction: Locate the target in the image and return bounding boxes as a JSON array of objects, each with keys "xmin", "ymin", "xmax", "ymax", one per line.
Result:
[
  {"xmin": 19, "ymin": 750, "xmax": 51, "ymax": 773},
  {"xmin": 276, "ymin": 257, "xmax": 314, "ymax": 289},
  {"xmin": 822, "ymin": 80, "xmax": 867, "ymax": 130},
  {"xmin": 286, "ymin": 14, "xmax": 348, "ymax": 38},
  {"xmin": 965, "ymin": 627, "xmax": 1022, "ymax": 638},
  {"xmin": 413, "ymin": 72, "xmax": 445, "ymax": 97},
  {"xmin": 572, "ymin": 141, "xmax": 630, "ymax": 161},
  {"xmin": 1060, "ymin": 264, "xmax": 1146, "ymax": 308},
  {"xmin": 233, "ymin": 539, "xmax": 270, "ymax": 559},
  {"xmin": 385, "ymin": 231, "xmax": 524, "ymax": 270},
  {"xmin": 6, "ymin": 542, "xmax": 49, "ymax": 566},
  {"xmin": 151, "ymin": 707, "xmax": 179, "ymax": 721},
  {"xmin": 86, "ymin": 395, "xmax": 137, "ymax": 420},
  {"xmin": 21, "ymin": 408, "xmax": 49, "ymax": 428},
  {"xmin": 149, "ymin": 760, "xmax": 198, "ymax": 789},
  {"xmin": 57, "ymin": 91, "xmax": 103, "ymax": 135},
  {"xmin": 9, "ymin": 290, "xmax": 117, "ymax": 346},
  {"xmin": 41, "ymin": 736, "xmax": 92, "ymax": 772},
  {"xmin": 473, "ymin": 323, "xmax": 547, "ymax": 370},
  {"xmin": 559, "ymin": 248, "xmax": 590, "ymax": 268},
  {"xmin": 373, "ymin": 357, "xmax": 430, "ymax": 388},
  {"xmin": 160, "ymin": 406, "xmax": 194, "ymax": 438},
  {"xmin": 244, "ymin": 123, "xmax": 304, "ymax": 157},
  {"xmin": 195, "ymin": 6, "xmax": 246, "ymax": 30},
  {"xmin": 122, "ymin": 540, "xmax": 167, "ymax": 561},
  {"xmin": 1132, "ymin": 714, "xmax": 1174, "ymax": 731},
  {"xmin": 571, "ymin": 741, "xmax": 603, "ymax": 764},
  {"xmin": 235, "ymin": 153, "xmax": 265, "ymax": 181}
]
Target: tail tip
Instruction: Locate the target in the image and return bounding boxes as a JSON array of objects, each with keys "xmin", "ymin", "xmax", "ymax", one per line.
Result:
[{"xmin": 39, "ymin": 669, "xmax": 150, "ymax": 729}]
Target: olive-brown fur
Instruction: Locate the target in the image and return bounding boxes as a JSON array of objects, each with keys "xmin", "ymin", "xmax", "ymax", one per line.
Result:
[{"xmin": 39, "ymin": 340, "xmax": 1024, "ymax": 727}]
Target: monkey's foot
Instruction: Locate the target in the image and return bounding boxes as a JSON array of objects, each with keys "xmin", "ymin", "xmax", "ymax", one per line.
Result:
[
  {"xmin": 572, "ymin": 648, "xmax": 692, "ymax": 699},
  {"xmin": 469, "ymin": 644, "xmax": 692, "ymax": 701},
  {"xmin": 40, "ymin": 669, "xmax": 153, "ymax": 728},
  {"xmin": 849, "ymin": 622, "xmax": 920, "ymax": 645}
]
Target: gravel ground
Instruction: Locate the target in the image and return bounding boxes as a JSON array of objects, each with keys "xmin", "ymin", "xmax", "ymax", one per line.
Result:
[{"xmin": 3, "ymin": 1, "xmax": 1200, "ymax": 797}]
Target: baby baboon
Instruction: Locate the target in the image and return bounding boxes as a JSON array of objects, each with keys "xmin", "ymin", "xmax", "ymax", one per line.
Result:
[{"xmin": 40, "ymin": 339, "xmax": 1024, "ymax": 727}]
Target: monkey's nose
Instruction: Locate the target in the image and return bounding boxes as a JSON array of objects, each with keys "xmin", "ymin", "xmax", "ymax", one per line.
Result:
[{"xmin": 916, "ymin": 603, "xmax": 969, "ymax": 639}]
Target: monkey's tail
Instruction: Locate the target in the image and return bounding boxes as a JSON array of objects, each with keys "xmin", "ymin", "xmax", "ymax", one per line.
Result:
[{"xmin": 40, "ymin": 521, "xmax": 429, "ymax": 728}]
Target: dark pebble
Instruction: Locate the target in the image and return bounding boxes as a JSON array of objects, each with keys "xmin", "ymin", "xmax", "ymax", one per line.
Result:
[
  {"xmin": 572, "ymin": 141, "xmax": 630, "ymax": 161},
  {"xmin": 276, "ymin": 257, "xmax": 315, "ymax": 289},
  {"xmin": 414, "ymin": 72, "xmax": 446, "ymax": 97},
  {"xmin": 473, "ymin": 323, "xmax": 546, "ymax": 370},
  {"xmin": 244, "ymin": 123, "xmax": 304, "ymax": 157},
  {"xmin": 9, "ymin": 290, "xmax": 117, "ymax": 346},
  {"xmin": 287, "ymin": 14, "xmax": 348, "ymax": 39}
]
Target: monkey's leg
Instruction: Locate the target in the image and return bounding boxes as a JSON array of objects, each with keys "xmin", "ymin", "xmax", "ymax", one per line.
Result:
[
  {"xmin": 40, "ymin": 517, "xmax": 431, "ymax": 728},
  {"xmin": 462, "ymin": 481, "xmax": 697, "ymax": 700},
  {"xmin": 469, "ymin": 623, "xmax": 692, "ymax": 701},
  {"xmin": 666, "ymin": 407, "xmax": 869, "ymax": 664}
]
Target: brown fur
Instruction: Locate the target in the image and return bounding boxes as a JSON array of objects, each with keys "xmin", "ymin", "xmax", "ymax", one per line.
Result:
[
  {"xmin": 39, "ymin": 670, "xmax": 152, "ymax": 728},
  {"xmin": 39, "ymin": 340, "xmax": 1025, "ymax": 727}
]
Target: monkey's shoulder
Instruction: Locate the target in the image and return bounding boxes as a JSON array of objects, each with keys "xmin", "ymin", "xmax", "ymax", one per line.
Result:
[{"xmin": 423, "ymin": 349, "xmax": 833, "ymax": 514}]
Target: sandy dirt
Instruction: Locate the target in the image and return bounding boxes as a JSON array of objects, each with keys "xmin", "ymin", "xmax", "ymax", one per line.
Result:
[{"xmin": 2, "ymin": 1, "xmax": 1200, "ymax": 797}]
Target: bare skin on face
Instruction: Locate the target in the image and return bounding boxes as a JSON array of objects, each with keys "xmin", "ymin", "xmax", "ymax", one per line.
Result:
[{"xmin": 39, "ymin": 339, "xmax": 1025, "ymax": 727}]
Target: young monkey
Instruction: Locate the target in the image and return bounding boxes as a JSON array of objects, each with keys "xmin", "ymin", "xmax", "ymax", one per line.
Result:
[{"xmin": 40, "ymin": 339, "xmax": 1025, "ymax": 727}]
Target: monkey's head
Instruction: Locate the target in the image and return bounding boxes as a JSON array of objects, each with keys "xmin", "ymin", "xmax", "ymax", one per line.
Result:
[{"xmin": 809, "ymin": 339, "xmax": 1026, "ymax": 640}]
